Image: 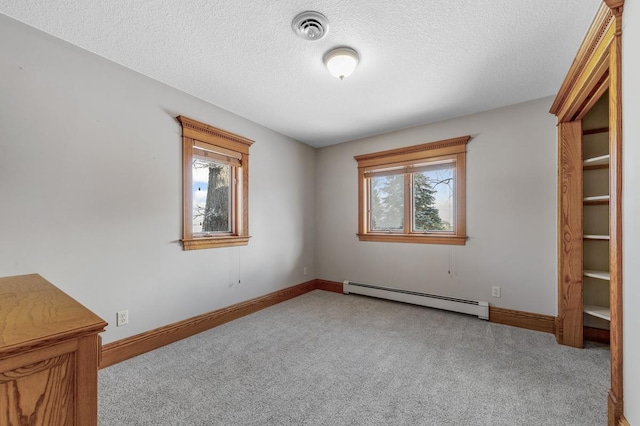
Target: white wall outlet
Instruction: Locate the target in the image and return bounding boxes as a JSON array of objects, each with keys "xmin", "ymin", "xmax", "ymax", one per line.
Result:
[
  {"xmin": 303, "ymin": 266, "xmax": 308, "ymax": 276},
  {"xmin": 492, "ymin": 286, "xmax": 501, "ymax": 298},
  {"xmin": 116, "ymin": 310, "xmax": 129, "ymax": 327}
]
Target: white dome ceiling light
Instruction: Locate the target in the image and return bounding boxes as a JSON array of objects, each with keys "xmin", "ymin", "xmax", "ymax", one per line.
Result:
[
  {"xmin": 292, "ymin": 11, "xmax": 328, "ymax": 41},
  {"xmin": 323, "ymin": 47, "xmax": 359, "ymax": 80}
]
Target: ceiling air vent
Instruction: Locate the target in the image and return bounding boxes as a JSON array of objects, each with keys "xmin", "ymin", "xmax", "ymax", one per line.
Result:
[{"xmin": 292, "ymin": 11, "xmax": 329, "ymax": 41}]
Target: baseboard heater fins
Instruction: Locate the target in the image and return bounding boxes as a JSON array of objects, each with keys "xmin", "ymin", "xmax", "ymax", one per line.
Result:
[{"xmin": 343, "ymin": 281, "xmax": 489, "ymax": 320}]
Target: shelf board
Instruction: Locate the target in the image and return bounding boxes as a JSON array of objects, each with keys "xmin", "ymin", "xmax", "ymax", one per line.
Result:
[
  {"xmin": 583, "ymin": 234, "xmax": 610, "ymax": 241},
  {"xmin": 583, "ymin": 154, "xmax": 610, "ymax": 168},
  {"xmin": 584, "ymin": 305, "xmax": 611, "ymax": 321},
  {"xmin": 583, "ymin": 195, "xmax": 610, "ymax": 205},
  {"xmin": 583, "ymin": 270, "xmax": 610, "ymax": 280},
  {"xmin": 582, "ymin": 127, "xmax": 609, "ymax": 136}
]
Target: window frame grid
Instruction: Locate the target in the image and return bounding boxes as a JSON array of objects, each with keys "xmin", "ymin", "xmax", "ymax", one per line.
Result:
[
  {"xmin": 355, "ymin": 136, "xmax": 469, "ymax": 245},
  {"xmin": 178, "ymin": 116, "xmax": 253, "ymax": 250}
]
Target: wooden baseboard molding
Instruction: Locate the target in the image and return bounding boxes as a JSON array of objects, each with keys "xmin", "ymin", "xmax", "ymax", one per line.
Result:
[
  {"xmin": 584, "ymin": 326, "xmax": 610, "ymax": 344},
  {"xmin": 316, "ymin": 279, "xmax": 343, "ymax": 293},
  {"xmin": 489, "ymin": 307, "xmax": 556, "ymax": 334},
  {"xmin": 101, "ymin": 279, "xmax": 559, "ymax": 368},
  {"xmin": 100, "ymin": 280, "xmax": 317, "ymax": 369},
  {"xmin": 317, "ymin": 282, "xmax": 555, "ymax": 335},
  {"xmin": 317, "ymin": 282, "xmax": 556, "ymax": 334}
]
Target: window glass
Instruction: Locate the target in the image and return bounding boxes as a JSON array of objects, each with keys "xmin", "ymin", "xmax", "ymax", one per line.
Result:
[
  {"xmin": 192, "ymin": 158, "xmax": 231, "ymax": 234},
  {"xmin": 413, "ymin": 162, "xmax": 455, "ymax": 232},
  {"xmin": 370, "ymin": 174, "xmax": 404, "ymax": 231}
]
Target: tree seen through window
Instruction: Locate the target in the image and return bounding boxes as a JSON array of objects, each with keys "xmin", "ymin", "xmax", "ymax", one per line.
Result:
[
  {"xmin": 192, "ymin": 158, "xmax": 231, "ymax": 234},
  {"xmin": 369, "ymin": 163, "xmax": 454, "ymax": 233}
]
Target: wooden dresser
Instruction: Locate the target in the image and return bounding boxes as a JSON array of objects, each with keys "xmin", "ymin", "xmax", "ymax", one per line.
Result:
[{"xmin": 0, "ymin": 274, "xmax": 107, "ymax": 425}]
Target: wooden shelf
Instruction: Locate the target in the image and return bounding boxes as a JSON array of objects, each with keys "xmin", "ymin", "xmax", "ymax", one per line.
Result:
[
  {"xmin": 583, "ymin": 195, "xmax": 610, "ymax": 205},
  {"xmin": 583, "ymin": 270, "xmax": 610, "ymax": 280},
  {"xmin": 582, "ymin": 126, "xmax": 609, "ymax": 136},
  {"xmin": 583, "ymin": 234, "xmax": 610, "ymax": 241},
  {"xmin": 584, "ymin": 304, "xmax": 611, "ymax": 321},
  {"xmin": 583, "ymin": 154, "xmax": 610, "ymax": 169}
]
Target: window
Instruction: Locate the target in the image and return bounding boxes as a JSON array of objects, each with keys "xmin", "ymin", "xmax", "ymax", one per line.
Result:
[
  {"xmin": 355, "ymin": 136, "xmax": 469, "ymax": 245},
  {"xmin": 177, "ymin": 116, "xmax": 253, "ymax": 250}
]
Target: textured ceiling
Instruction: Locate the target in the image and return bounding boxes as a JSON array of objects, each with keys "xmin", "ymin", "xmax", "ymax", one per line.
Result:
[{"xmin": 0, "ymin": 0, "xmax": 601, "ymax": 147}]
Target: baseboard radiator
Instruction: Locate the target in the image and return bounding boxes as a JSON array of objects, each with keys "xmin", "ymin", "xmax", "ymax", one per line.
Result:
[{"xmin": 343, "ymin": 281, "xmax": 489, "ymax": 320}]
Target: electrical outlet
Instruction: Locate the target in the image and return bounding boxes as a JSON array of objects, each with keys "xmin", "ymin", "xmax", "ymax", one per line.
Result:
[
  {"xmin": 116, "ymin": 310, "xmax": 129, "ymax": 327},
  {"xmin": 303, "ymin": 266, "xmax": 308, "ymax": 276},
  {"xmin": 492, "ymin": 286, "xmax": 501, "ymax": 298}
]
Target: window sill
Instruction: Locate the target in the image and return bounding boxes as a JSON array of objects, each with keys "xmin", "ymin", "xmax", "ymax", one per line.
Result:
[
  {"xmin": 356, "ymin": 233, "xmax": 467, "ymax": 245},
  {"xmin": 182, "ymin": 236, "xmax": 250, "ymax": 251}
]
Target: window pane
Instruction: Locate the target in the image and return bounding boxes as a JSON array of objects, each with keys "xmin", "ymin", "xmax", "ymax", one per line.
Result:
[
  {"xmin": 413, "ymin": 163, "xmax": 455, "ymax": 232},
  {"xmin": 192, "ymin": 158, "xmax": 231, "ymax": 234},
  {"xmin": 370, "ymin": 175, "xmax": 404, "ymax": 231}
]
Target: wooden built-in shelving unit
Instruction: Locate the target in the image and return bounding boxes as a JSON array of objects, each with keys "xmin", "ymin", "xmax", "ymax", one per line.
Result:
[
  {"xmin": 582, "ymin": 94, "xmax": 611, "ymax": 332},
  {"xmin": 551, "ymin": 2, "xmax": 624, "ymax": 423}
]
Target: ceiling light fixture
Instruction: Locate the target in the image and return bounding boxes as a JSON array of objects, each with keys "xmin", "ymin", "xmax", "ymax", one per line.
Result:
[{"xmin": 323, "ymin": 47, "xmax": 359, "ymax": 80}]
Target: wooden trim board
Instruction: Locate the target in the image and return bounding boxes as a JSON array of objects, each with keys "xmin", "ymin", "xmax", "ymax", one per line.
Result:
[
  {"xmin": 550, "ymin": 4, "xmax": 617, "ymax": 121},
  {"xmin": 609, "ymin": 391, "xmax": 624, "ymax": 426},
  {"xmin": 608, "ymin": 21, "xmax": 624, "ymax": 423},
  {"xmin": 325, "ymin": 278, "xmax": 555, "ymax": 334},
  {"xmin": 556, "ymin": 120, "xmax": 584, "ymax": 348},
  {"xmin": 316, "ymin": 279, "xmax": 344, "ymax": 293},
  {"xmin": 101, "ymin": 278, "xmax": 562, "ymax": 369},
  {"xmin": 489, "ymin": 307, "xmax": 556, "ymax": 334},
  {"xmin": 100, "ymin": 280, "xmax": 316, "ymax": 368},
  {"xmin": 584, "ymin": 326, "xmax": 610, "ymax": 344}
]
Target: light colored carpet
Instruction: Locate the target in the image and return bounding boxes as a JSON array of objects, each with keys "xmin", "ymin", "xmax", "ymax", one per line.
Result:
[{"xmin": 99, "ymin": 290, "xmax": 609, "ymax": 425}]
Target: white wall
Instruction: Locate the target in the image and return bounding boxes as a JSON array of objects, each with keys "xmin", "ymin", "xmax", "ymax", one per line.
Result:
[
  {"xmin": 0, "ymin": 15, "xmax": 316, "ymax": 344},
  {"xmin": 622, "ymin": 2, "xmax": 639, "ymax": 422},
  {"xmin": 315, "ymin": 97, "xmax": 558, "ymax": 315}
]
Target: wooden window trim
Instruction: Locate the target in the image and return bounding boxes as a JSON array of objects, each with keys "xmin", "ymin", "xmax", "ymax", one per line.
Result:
[
  {"xmin": 355, "ymin": 136, "xmax": 469, "ymax": 245},
  {"xmin": 177, "ymin": 116, "xmax": 254, "ymax": 250}
]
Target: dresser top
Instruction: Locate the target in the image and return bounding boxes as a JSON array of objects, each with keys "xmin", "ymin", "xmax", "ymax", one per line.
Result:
[{"xmin": 0, "ymin": 274, "xmax": 107, "ymax": 355}]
